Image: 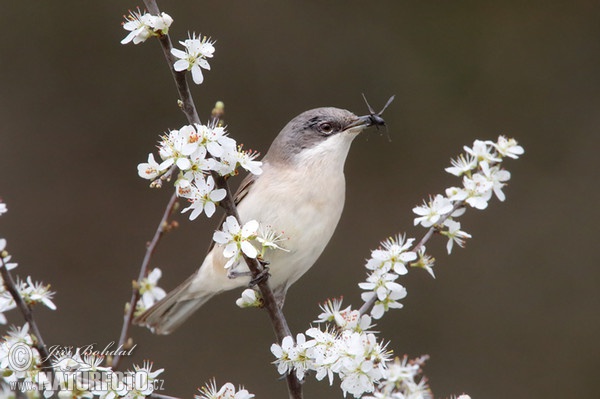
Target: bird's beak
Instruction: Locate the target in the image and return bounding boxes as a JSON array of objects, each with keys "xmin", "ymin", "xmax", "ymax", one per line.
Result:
[{"xmin": 345, "ymin": 114, "xmax": 386, "ymax": 132}]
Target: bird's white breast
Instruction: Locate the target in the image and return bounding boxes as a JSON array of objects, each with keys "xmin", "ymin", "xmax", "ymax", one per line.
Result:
[{"xmin": 237, "ymin": 131, "xmax": 357, "ymax": 291}]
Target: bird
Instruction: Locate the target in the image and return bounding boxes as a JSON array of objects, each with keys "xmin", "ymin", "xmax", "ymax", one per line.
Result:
[{"xmin": 134, "ymin": 106, "xmax": 386, "ymax": 334}]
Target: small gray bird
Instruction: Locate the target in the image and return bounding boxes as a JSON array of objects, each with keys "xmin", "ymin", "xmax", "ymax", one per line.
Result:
[{"xmin": 135, "ymin": 107, "xmax": 383, "ymax": 334}]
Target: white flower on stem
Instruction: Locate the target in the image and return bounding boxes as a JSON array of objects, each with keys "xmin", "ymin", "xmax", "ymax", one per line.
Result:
[
  {"xmin": 360, "ymin": 270, "xmax": 407, "ymax": 319},
  {"xmin": 181, "ymin": 175, "xmax": 227, "ymax": 220},
  {"xmin": 0, "ymin": 239, "xmax": 18, "ymax": 270},
  {"xmin": 194, "ymin": 124, "xmax": 235, "ymax": 158},
  {"xmin": 212, "ymin": 216, "xmax": 259, "ymax": 268},
  {"xmin": 492, "ymin": 135, "xmax": 524, "ymax": 159},
  {"xmin": 479, "ymin": 161, "xmax": 511, "ymax": 202},
  {"xmin": 410, "ymin": 246, "xmax": 436, "ymax": 278},
  {"xmin": 157, "ymin": 125, "xmax": 201, "ymax": 171},
  {"xmin": 121, "ymin": 9, "xmax": 173, "ymax": 45},
  {"xmin": 234, "ymin": 149, "xmax": 263, "ymax": 176},
  {"xmin": 122, "ymin": 361, "xmax": 164, "ymax": 398},
  {"xmin": 137, "ymin": 153, "xmax": 163, "ymax": 180},
  {"xmin": 20, "ymin": 277, "xmax": 56, "ymax": 310},
  {"xmin": 464, "ymin": 139, "xmax": 501, "ymax": 164},
  {"xmin": 235, "ymin": 289, "xmax": 262, "ymax": 308},
  {"xmin": 445, "ymin": 153, "xmax": 478, "ymax": 177},
  {"xmin": 442, "ymin": 220, "xmax": 472, "ymax": 254},
  {"xmin": 256, "ymin": 225, "xmax": 288, "ymax": 254},
  {"xmin": 196, "ymin": 380, "xmax": 255, "ymax": 399},
  {"xmin": 366, "ymin": 234, "xmax": 416, "ymax": 275},
  {"xmin": 138, "ymin": 268, "xmax": 167, "ymax": 309},
  {"xmin": 271, "ymin": 334, "xmax": 307, "ymax": 380},
  {"xmin": 171, "ymin": 33, "xmax": 215, "ymax": 85},
  {"xmin": 0, "ymin": 292, "xmax": 16, "ymax": 322},
  {"xmin": 186, "ymin": 146, "xmax": 217, "ymax": 180},
  {"xmin": 316, "ymin": 298, "xmax": 373, "ymax": 332},
  {"xmin": 462, "ymin": 173, "xmax": 493, "ymax": 210},
  {"xmin": 413, "ymin": 194, "xmax": 454, "ymax": 228},
  {"xmin": 337, "ymin": 332, "xmax": 390, "ymax": 398}
]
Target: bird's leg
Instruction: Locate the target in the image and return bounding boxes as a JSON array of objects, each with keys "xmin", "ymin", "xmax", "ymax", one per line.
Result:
[{"xmin": 227, "ymin": 269, "xmax": 252, "ymax": 279}]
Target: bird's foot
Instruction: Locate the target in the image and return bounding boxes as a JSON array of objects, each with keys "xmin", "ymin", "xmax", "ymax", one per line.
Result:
[{"xmin": 249, "ymin": 266, "xmax": 270, "ymax": 287}]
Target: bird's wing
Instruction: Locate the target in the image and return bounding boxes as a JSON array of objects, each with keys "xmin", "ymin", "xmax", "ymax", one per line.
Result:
[{"xmin": 206, "ymin": 172, "xmax": 257, "ymax": 253}]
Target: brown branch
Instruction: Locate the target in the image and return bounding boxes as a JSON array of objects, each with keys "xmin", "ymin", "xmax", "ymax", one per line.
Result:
[
  {"xmin": 139, "ymin": 1, "xmax": 302, "ymax": 398},
  {"xmin": 112, "ymin": 192, "xmax": 179, "ymax": 369},
  {"xmin": 0, "ymin": 257, "xmax": 53, "ymax": 374},
  {"xmin": 359, "ymin": 201, "xmax": 466, "ymax": 316}
]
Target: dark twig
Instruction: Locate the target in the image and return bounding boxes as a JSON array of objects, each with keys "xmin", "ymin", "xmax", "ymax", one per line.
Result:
[
  {"xmin": 0, "ymin": 257, "xmax": 53, "ymax": 374},
  {"xmin": 359, "ymin": 201, "xmax": 466, "ymax": 316},
  {"xmin": 139, "ymin": 2, "xmax": 302, "ymax": 398},
  {"xmin": 112, "ymin": 192, "xmax": 179, "ymax": 369}
]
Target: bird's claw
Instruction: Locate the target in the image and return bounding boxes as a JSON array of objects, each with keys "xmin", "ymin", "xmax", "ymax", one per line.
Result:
[{"xmin": 249, "ymin": 266, "xmax": 270, "ymax": 287}]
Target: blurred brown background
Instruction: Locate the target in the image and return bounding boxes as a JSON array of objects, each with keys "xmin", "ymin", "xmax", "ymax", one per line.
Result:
[{"xmin": 1, "ymin": 1, "xmax": 599, "ymax": 398}]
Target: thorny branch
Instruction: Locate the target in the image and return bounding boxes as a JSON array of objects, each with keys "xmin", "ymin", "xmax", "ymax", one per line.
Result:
[
  {"xmin": 126, "ymin": 1, "xmax": 302, "ymax": 397},
  {"xmin": 112, "ymin": 192, "xmax": 179, "ymax": 369},
  {"xmin": 359, "ymin": 201, "xmax": 466, "ymax": 316}
]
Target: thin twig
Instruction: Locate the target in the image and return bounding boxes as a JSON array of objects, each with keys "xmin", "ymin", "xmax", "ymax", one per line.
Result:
[
  {"xmin": 112, "ymin": 192, "xmax": 179, "ymax": 369},
  {"xmin": 359, "ymin": 201, "xmax": 466, "ymax": 316},
  {"xmin": 150, "ymin": 393, "xmax": 184, "ymax": 399},
  {"xmin": 139, "ymin": 2, "xmax": 302, "ymax": 398},
  {"xmin": 0, "ymin": 257, "xmax": 53, "ymax": 374}
]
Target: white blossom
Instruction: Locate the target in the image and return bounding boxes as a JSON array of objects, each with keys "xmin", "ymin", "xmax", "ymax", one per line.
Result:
[
  {"xmin": 411, "ymin": 246, "xmax": 435, "ymax": 278},
  {"xmin": 316, "ymin": 298, "xmax": 373, "ymax": 332},
  {"xmin": 445, "ymin": 153, "xmax": 477, "ymax": 177},
  {"xmin": 171, "ymin": 34, "xmax": 215, "ymax": 85},
  {"xmin": 137, "ymin": 268, "xmax": 167, "ymax": 310},
  {"xmin": 360, "ymin": 271, "xmax": 407, "ymax": 319},
  {"xmin": 0, "ymin": 203, "xmax": 6, "ymax": 216},
  {"xmin": 121, "ymin": 9, "xmax": 173, "ymax": 45},
  {"xmin": 180, "ymin": 175, "xmax": 227, "ymax": 220},
  {"xmin": 442, "ymin": 220, "xmax": 472, "ymax": 254},
  {"xmin": 464, "ymin": 139, "xmax": 501, "ymax": 164},
  {"xmin": 196, "ymin": 380, "xmax": 254, "ymax": 399},
  {"xmin": 479, "ymin": 161, "xmax": 511, "ymax": 202},
  {"xmin": 0, "ymin": 239, "xmax": 18, "ymax": 270},
  {"xmin": 235, "ymin": 289, "xmax": 262, "ymax": 308},
  {"xmin": 212, "ymin": 217, "xmax": 259, "ymax": 268},
  {"xmin": 413, "ymin": 195, "xmax": 454, "ymax": 228},
  {"xmin": 492, "ymin": 136, "xmax": 524, "ymax": 159},
  {"xmin": 137, "ymin": 153, "xmax": 162, "ymax": 180},
  {"xmin": 19, "ymin": 276, "xmax": 56, "ymax": 310},
  {"xmin": 462, "ymin": 173, "xmax": 493, "ymax": 210},
  {"xmin": 366, "ymin": 235, "xmax": 416, "ymax": 275}
]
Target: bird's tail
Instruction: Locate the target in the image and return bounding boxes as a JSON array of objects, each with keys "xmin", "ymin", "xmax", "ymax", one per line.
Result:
[{"xmin": 133, "ymin": 274, "xmax": 214, "ymax": 335}]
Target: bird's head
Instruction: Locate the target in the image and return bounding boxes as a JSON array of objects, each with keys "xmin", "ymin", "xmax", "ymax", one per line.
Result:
[{"xmin": 264, "ymin": 107, "xmax": 385, "ymax": 166}]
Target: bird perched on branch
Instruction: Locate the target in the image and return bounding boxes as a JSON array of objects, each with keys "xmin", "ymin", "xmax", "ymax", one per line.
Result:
[{"xmin": 135, "ymin": 104, "xmax": 389, "ymax": 334}]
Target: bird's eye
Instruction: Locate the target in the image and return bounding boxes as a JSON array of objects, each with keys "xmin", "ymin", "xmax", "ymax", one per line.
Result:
[{"xmin": 318, "ymin": 122, "xmax": 334, "ymax": 134}]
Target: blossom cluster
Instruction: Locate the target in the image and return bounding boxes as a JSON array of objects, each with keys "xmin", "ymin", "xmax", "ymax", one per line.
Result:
[
  {"xmin": 196, "ymin": 379, "xmax": 254, "ymax": 399},
  {"xmin": 270, "ymin": 298, "xmax": 431, "ymax": 398},
  {"xmin": 0, "ymin": 324, "xmax": 165, "ymax": 399},
  {"xmin": 137, "ymin": 123, "xmax": 262, "ymax": 221},
  {"xmin": 358, "ymin": 136, "xmax": 524, "ymax": 320},
  {"xmin": 0, "ymin": 239, "xmax": 55, "ymax": 324},
  {"xmin": 414, "ymin": 136, "xmax": 524, "ymax": 253},
  {"xmin": 121, "ymin": 10, "xmax": 215, "ymax": 86},
  {"xmin": 121, "ymin": 9, "xmax": 173, "ymax": 45}
]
